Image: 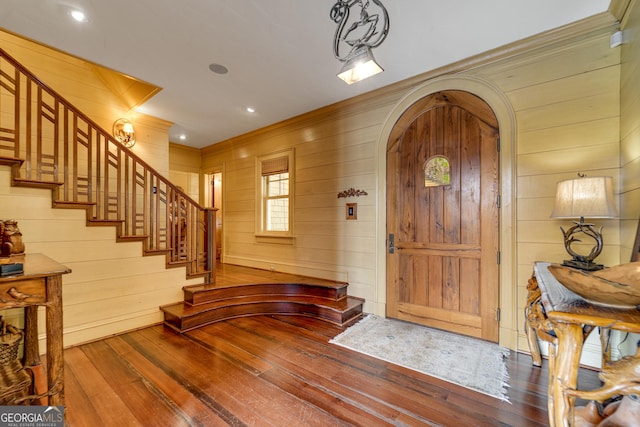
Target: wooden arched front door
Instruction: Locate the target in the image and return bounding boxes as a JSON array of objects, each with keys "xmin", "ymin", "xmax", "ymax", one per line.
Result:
[{"xmin": 386, "ymin": 90, "xmax": 500, "ymax": 342}]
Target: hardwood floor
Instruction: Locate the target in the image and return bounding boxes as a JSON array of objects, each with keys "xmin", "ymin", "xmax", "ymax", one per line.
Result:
[{"xmin": 63, "ymin": 315, "xmax": 601, "ymax": 426}]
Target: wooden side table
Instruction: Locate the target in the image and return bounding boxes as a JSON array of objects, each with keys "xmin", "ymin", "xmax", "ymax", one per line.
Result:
[
  {"xmin": 0, "ymin": 253, "xmax": 71, "ymax": 406},
  {"xmin": 526, "ymin": 262, "xmax": 640, "ymax": 427}
]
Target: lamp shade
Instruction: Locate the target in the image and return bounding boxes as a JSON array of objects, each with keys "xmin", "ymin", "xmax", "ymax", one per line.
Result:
[{"xmin": 550, "ymin": 176, "xmax": 618, "ymax": 219}]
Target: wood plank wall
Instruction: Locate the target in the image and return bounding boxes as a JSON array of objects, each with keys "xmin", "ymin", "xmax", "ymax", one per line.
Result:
[
  {"xmin": 475, "ymin": 26, "xmax": 621, "ymax": 358},
  {"xmin": 621, "ymin": 1, "xmax": 640, "ymax": 263},
  {"xmin": 168, "ymin": 142, "xmax": 201, "ymax": 201},
  {"xmin": 199, "ymin": 12, "xmax": 626, "ymax": 356},
  {"xmin": 618, "ymin": 0, "xmax": 640, "ymax": 355}
]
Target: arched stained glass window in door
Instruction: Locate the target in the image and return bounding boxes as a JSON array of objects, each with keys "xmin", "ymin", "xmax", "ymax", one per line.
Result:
[{"xmin": 423, "ymin": 155, "xmax": 450, "ymax": 187}]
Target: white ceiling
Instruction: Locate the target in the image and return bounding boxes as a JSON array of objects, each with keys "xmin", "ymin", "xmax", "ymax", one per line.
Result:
[{"xmin": 0, "ymin": 0, "xmax": 611, "ymax": 148}]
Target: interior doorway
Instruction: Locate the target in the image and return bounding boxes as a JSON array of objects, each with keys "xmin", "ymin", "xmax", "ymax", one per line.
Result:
[{"xmin": 204, "ymin": 170, "xmax": 223, "ymax": 260}]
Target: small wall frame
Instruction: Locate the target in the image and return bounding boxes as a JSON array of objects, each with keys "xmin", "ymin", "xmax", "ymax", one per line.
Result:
[{"xmin": 346, "ymin": 203, "xmax": 357, "ymax": 220}]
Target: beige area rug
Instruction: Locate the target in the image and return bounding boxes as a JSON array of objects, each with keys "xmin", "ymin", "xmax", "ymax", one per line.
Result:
[{"xmin": 329, "ymin": 314, "xmax": 510, "ymax": 402}]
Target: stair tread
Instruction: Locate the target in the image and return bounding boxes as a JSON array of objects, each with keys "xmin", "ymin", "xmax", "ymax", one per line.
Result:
[
  {"xmin": 12, "ymin": 177, "xmax": 63, "ymax": 187},
  {"xmin": 198, "ymin": 264, "xmax": 347, "ymax": 288},
  {"xmin": 162, "ymin": 294, "xmax": 364, "ymax": 317},
  {"xmin": 183, "ymin": 278, "xmax": 350, "ymax": 306},
  {"xmin": 87, "ymin": 219, "xmax": 123, "ymax": 224},
  {"xmin": 187, "ymin": 281, "xmax": 346, "ymax": 292},
  {"xmin": 54, "ymin": 201, "xmax": 97, "ymax": 206},
  {"xmin": 0, "ymin": 156, "xmax": 24, "ymax": 167},
  {"xmin": 185, "ymin": 277, "xmax": 347, "ymax": 291},
  {"xmin": 118, "ymin": 235, "xmax": 149, "ymax": 240},
  {"xmin": 146, "ymin": 248, "xmax": 170, "ymax": 253}
]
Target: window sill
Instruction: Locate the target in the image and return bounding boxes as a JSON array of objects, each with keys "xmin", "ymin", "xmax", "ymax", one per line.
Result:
[{"xmin": 255, "ymin": 234, "xmax": 295, "ymax": 245}]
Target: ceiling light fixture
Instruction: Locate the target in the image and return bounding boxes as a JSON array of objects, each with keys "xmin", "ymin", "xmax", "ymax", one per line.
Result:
[
  {"xmin": 112, "ymin": 118, "xmax": 136, "ymax": 148},
  {"xmin": 246, "ymin": 107, "xmax": 255, "ymax": 113},
  {"xmin": 70, "ymin": 10, "xmax": 87, "ymax": 22},
  {"xmin": 330, "ymin": 0, "xmax": 390, "ymax": 85}
]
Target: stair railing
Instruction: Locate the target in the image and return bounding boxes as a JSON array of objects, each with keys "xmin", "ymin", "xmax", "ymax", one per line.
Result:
[{"xmin": 0, "ymin": 47, "xmax": 215, "ymax": 281}]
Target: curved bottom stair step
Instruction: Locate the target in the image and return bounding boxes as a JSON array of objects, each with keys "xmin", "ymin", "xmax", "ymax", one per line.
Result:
[
  {"xmin": 182, "ymin": 281, "xmax": 348, "ymax": 305},
  {"xmin": 161, "ymin": 294, "xmax": 364, "ymax": 332}
]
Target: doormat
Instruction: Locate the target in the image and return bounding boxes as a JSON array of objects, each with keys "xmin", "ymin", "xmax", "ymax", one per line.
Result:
[{"xmin": 329, "ymin": 314, "xmax": 510, "ymax": 402}]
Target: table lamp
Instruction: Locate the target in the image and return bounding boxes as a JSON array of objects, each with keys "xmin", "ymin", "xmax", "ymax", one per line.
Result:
[{"xmin": 550, "ymin": 174, "xmax": 618, "ymax": 271}]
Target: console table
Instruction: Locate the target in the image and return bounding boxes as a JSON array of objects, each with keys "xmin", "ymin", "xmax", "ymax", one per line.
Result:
[
  {"xmin": 0, "ymin": 253, "xmax": 71, "ymax": 406},
  {"xmin": 526, "ymin": 262, "xmax": 640, "ymax": 427}
]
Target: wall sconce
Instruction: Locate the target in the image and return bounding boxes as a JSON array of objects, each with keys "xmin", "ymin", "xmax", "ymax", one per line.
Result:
[
  {"xmin": 330, "ymin": 0, "xmax": 390, "ymax": 85},
  {"xmin": 550, "ymin": 174, "xmax": 618, "ymax": 271},
  {"xmin": 113, "ymin": 118, "xmax": 136, "ymax": 148}
]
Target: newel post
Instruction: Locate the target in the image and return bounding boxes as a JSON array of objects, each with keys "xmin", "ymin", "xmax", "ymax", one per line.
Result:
[{"xmin": 205, "ymin": 207, "xmax": 218, "ymax": 283}]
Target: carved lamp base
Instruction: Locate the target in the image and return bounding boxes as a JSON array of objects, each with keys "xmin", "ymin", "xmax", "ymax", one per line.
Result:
[
  {"xmin": 560, "ymin": 218, "xmax": 605, "ymax": 271},
  {"xmin": 562, "ymin": 259, "xmax": 604, "ymax": 271}
]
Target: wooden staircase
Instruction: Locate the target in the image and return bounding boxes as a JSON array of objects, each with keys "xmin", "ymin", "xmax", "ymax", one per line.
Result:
[
  {"xmin": 0, "ymin": 46, "xmax": 215, "ymax": 282},
  {"xmin": 161, "ymin": 264, "xmax": 364, "ymax": 332}
]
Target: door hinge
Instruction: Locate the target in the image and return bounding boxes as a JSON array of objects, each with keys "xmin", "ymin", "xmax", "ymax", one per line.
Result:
[
  {"xmin": 496, "ymin": 308, "xmax": 501, "ymax": 322},
  {"xmin": 497, "ymin": 251, "xmax": 501, "ymax": 265},
  {"xmin": 497, "ymin": 194, "xmax": 501, "ymax": 208},
  {"xmin": 497, "ymin": 137, "xmax": 501, "ymax": 152}
]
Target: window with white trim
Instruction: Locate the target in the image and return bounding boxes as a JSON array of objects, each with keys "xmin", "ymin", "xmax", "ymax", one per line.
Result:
[{"xmin": 256, "ymin": 150, "xmax": 294, "ymax": 237}]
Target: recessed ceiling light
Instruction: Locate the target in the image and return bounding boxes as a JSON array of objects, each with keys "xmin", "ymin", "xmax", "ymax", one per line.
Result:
[
  {"xmin": 208, "ymin": 63, "xmax": 228, "ymax": 75},
  {"xmin": 70, "ymin": 10, "xmax": 87, "ymax": 22},
  {"xmin": 179, "ymin": 135, "xmax": 186, "ymax": 140},
  {"xmin": 246, "ymin": 107, "xmax": 255, "ymax": 113}
]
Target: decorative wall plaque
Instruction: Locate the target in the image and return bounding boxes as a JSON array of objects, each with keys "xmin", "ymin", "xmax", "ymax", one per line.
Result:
[{"xmin": 337, "ymin": 188, "xmax": 368, "ymax": 198}]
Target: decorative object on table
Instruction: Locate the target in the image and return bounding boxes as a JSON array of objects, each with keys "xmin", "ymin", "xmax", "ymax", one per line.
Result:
[
  {"xmin": 547, "ymin": 261, "xmax": 640, "ymax": 308},
  {"xmin": 0, "ymin": 263, "xmax": 23, "ymax": 276},
  {"xmin": 550, "ymin": 174, "xmax": 618, "ymax": 271},
  {"xmin": 330, "ymin": 314, "xmax": 510, "ymax": 401},
  {"xmin": 0, "ymin": 220, "xmax": 25, "ymax": 257},
  {"xmin": 330, "ymin": 0, "xmax": 389, "ymax": 84}
]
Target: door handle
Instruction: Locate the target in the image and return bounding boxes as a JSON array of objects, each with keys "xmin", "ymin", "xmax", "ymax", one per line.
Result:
[{"xmin": 388, "ymin": 234, "xmax": 394, "ymax": 254}]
